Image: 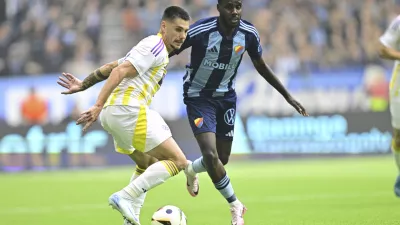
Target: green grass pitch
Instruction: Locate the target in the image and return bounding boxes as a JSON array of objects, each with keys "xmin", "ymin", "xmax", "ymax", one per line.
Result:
[{"xmin": 0, "ymin": 156, "xmax": 399, "ymax": 225}]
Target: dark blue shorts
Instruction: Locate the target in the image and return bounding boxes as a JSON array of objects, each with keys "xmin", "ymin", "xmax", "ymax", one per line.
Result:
[{"xmin": 184, "ymin": 96, "xmax": 237, "ymax": 140}]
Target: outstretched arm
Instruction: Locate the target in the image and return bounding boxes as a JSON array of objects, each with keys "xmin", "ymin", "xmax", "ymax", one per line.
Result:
[
  {"xmin": 58, "ymin": 60, "xmax": 119, "ymax": 94},
  {"xmin": 378, "ymin": 43, "xmax": 400, "ymax": 60},
  {"xmin": 251, "ymin": 57, "xmax": 308, "ymax": 116},
  {"xmin": 76, "ymin": 61, "xmax": 139, "ymax": 131},
  {"xmin": 81, "ymin": 60, "xmax": 119, "ymax": 90},
  {"xmin": 251, "ymin": 57, "xmax": 290, "ymax": 98}
]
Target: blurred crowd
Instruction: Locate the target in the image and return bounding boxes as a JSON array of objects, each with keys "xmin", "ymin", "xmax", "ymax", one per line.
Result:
[{"xmin": 0, "ymin": 0, "xmax": 399, "ymax": 77}]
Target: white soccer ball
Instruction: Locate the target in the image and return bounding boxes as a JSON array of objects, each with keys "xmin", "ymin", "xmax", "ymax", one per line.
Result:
[{"xmin": 151, "ymin": 205, "xmax": 187, "ymax": 225}]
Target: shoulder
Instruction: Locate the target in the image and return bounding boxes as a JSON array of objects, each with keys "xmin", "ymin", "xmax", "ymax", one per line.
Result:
[
  {"xmin": 136, "ymin": 35, "xmax": 163, "ymax": 49},
  {"xmin": 387, "ymin": 15, "xmax": 400, "ymax": 31},
  {"xmin": 188, "ymin": 17, "xmax": 218, "ymax": 37},
  {"xmin": 133, "ymin": 35, "xmax": 165, "ymax": 57},
  {"xmin": 190, "ymin": 16, "xmax": 218, "ymax": 28},
  {"xmin": 238, "ymin": 19, "xmax": 260, "ymax": 41}
]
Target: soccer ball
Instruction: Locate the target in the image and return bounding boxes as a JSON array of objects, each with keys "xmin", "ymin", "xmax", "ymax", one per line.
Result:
[{"xmin": 151, "ymin": 205, "xmax": 187, "ymax": 225}]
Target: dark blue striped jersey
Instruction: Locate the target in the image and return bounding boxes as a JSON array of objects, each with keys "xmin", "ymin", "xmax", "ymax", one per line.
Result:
[{"xmin": 173, "ymin": 16, "xmax": 263, "ymax": 98}]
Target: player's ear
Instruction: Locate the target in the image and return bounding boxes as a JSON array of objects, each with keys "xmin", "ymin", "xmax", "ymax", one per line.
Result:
[{"xmin": 160, "ymin": 20, "xmax": 167, "ymax": 33}]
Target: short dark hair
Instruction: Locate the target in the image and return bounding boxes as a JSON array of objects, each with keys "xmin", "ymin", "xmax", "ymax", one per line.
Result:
[{"xmin": 162, "ymin": 6, "xmax": 190, "ymax": 21}]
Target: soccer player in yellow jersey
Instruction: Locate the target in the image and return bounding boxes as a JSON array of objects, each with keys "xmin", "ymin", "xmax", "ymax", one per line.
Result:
[
  {"xmin": 379, "ymin": 14, "xmax": 400, "ymax": 197},
  {"xmin": 57, "ymin": 6, "xmax": 196, "ymax": 225}
]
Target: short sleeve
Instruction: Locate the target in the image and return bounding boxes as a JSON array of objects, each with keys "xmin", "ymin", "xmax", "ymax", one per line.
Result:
[
  {"xmin": 117, "ymin": 57, "xmax": 125, "ymax": 65},
  {"xmin": 247, "ymin": 30, "xmax": 263, "ymax": 59},
  {"xmin": 380, "ymin": 17, "xmax": 400, "ymax": 49},
  {"xmin": 123, "ymin": 37, "xmax": 164, "ymax": 75}
]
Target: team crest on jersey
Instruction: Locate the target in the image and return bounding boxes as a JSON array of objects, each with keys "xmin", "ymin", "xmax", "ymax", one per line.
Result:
[
  {"xmin": 194, "ymin": 118, "xmax": 204, "ymax": 128},
  {"xmin": 234, "ymin": 45, "xmax": 244, "ymax": 54}
]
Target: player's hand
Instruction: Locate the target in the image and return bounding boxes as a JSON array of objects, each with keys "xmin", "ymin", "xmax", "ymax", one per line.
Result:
[
  {"xmin": 285, "ymin": 96, "xmax": 308, "ymax": 116},
  {"xmin": 76, "ymin": 105, "xmax": 102, "ymax": 132},
  {"xmin": 57, "ymin": 72, "xmax": 83, "ymax": 94}
]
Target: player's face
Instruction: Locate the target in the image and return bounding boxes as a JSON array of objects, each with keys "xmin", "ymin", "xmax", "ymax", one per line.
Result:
[
  {"xmin": 218, "ymin": 0, "xmax": 242, "ymax": 27},
  {"xmin": 165, "ymin": 18, "xmax": 189, "ymax": 50}
]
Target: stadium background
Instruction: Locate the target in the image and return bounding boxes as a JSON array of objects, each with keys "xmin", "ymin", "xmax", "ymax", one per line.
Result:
[{"xmin": 0, "ymin": 0, "xmax": 399, "ymax": 225}]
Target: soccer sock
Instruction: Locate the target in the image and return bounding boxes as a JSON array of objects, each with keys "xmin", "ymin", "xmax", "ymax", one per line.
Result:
[
  {"xmin": 130, "ymin": 166, "xmax": 147, "ymax": 217},
  {"xmin": 121, "ymin": 160, "xmax": 179, "ymax": 198},
  {"xmin": 214, "ymin": 173, "xmax": 238, "ymax": 206},
  {"xmin": 391, "ymin": 140, "xmax": 400, "ymax": 173},
  {"xmin": 192, "ymin": 157, "xmax": 207, "ymax": 173}
]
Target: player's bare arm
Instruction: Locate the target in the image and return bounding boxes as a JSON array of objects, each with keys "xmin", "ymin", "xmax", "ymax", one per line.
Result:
[
  {"xmin": 378, "ymin": 43, "xmax": 400, "ymax": 60},
  {"xmin": 251, "ymin": 56, "xmax": 308, "ymax": 116},
  {"xmin": 57, "ymin": 60, "xmax": 119, "ymax": 94},
  {"xmin": 76, "ymin": 61, "xmax": 138, "ymax": 131}
]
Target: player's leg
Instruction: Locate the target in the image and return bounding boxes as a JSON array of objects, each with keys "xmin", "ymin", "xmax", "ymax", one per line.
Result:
[
  {"xmin": 214, "ymin": 96, "xmax": 237, "ymax": 166},
  {"xmin": 183, "ymin": 97, "xmax": 223, "ymax": 196},
  {"xmin": 187, "ymin": 96, "xmax": 236, "ymax": 172},
  {"xmin": 122, "ymin": 166, "xmax": 146, "ymax": 225},
  {"xmin": 390, "ymin": 95, "xmax": 400, "ymax": 197},
  {"xmin": 111, "ymin": 108, "xmax": 196, "ymax": 214},
  {"xmin": 193, "ymin": 132, "xmax": 245, "ymax": 225},
  {"xmin": 214, "ymin": 97, "xmax": 246, "ymax": 225},
  {"xmin": 184, "ymin": 97, "xmax": 244, "ymax": 224},
  {"xmin": 125, "ymin": 152, "xmax": 158, "ymax": 221},
  {"xmin": 182, "ymin": 97, "xmax": 222, "ymax": 196},
  {"xmin": 118, "ymin": 137, "xmax": 190, "ymax": 199},
  {"xmin": 392, "ymin": 129, "xmax": 400, "ymax": 197},
  {"xmin": 100, "ymin": 106, "xmax": 143, "ymax": 225},
  {"xmin": 194, "ymin": 132, "xmax": 226, "ymax": 180}
]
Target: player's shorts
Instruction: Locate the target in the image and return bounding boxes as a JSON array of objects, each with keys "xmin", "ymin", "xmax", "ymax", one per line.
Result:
[
  {"xmin": 390, "ymin": 86, "xmax": 400, "ymax": 129},
  {"xmin": 99, "ymin": 104, "xmax": 172, "ymax": 154},
  {"xmin": 184, "ymin": 95, "xmax": 237, "ymax": 141}
]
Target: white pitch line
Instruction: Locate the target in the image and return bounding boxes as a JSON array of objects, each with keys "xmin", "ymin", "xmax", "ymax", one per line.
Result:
[{"xmin": 0, "ymin": 191, "xmax": 388, "ymax": 215}]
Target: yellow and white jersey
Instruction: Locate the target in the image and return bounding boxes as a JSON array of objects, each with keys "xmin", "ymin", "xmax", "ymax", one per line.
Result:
[
  {"xmin": 105, "ymin": 33, "xmax": 169, "ymax": 107},
  {"xmin": 380, "ymin": 15, "xmax": 400, "ymax": 129},
  {"xmin": 380, "ymin": 15, "xmax": 400, "ymax": 93}
]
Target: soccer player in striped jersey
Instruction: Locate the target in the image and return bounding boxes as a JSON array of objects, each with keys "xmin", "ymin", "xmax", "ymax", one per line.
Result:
[
  {"xmin": 169, "ymin": 0, "xmax": 308, "ymax": 224},
  {"xmin": 378, "ymin": 14, "xmax": 400, "ymax": 197},
  {"xmin": 57, "ymin": 6, "xmax": 196, "ymax": 225}
]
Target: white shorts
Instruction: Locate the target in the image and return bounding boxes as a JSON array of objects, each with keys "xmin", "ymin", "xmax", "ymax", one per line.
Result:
[
  {"xmin": 391, "ymin": 94, "xmax": 400, "ymax": 129},
  {"xmin": 100, "ymin": 104, "xmax": 172, "ymax": 154}
]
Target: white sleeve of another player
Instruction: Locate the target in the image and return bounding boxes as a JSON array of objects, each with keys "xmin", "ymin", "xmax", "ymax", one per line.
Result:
[
  {"xmin": 117, "ymin": 57, "xmax": 125, "ymax": 65},
  {"xmin": 123, "ymin": 37, "xmax": 161, "ymax": 75},
  {"xmin": 380, "ymin": 17, "xmax": 400, "ymax": 49}
]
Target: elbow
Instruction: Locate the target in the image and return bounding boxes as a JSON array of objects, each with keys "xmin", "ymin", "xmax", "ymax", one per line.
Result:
[
  {"xmin": 111, "ymin": 66, "xmax": 124, "ymax": 78},
  {"xmin": 377, "ymin": 43, "xmax": 393, "ymax": 60},
  {"xmin": 104, "ymin": 61, "xmax": 118, "ymax": 73},
  {"xmin": 111, "ymin": 65, "xmax": 134, "ymax": 80},
  {"xmin": 378, "ymin": 48, "xmax": 387, "ymax": 59}
]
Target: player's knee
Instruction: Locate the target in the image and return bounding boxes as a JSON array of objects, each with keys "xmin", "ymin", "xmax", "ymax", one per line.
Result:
[
  {"xmin": 202, "ymin": 150, "xmax": 219, "ymax": 169},
  {"xmin": 136, "ymin": 157, "xmax": 158, "ymax": 170},
  {"xmin": 166, "ymin": 153, "xmax": 187, "ymax": 172},
  {"xmin": 129, "ymin": 151, "xmax": 157, "ymax": 169}
]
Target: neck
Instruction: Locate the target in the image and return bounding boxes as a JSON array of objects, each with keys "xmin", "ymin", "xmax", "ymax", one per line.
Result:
[
  {"xmin": 218, "ymin": 17, "xmax": 235, "ymax": 37},
  {"xmin": 158, "ymin": 32, "xmax": 173, "ymax": 53}
]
